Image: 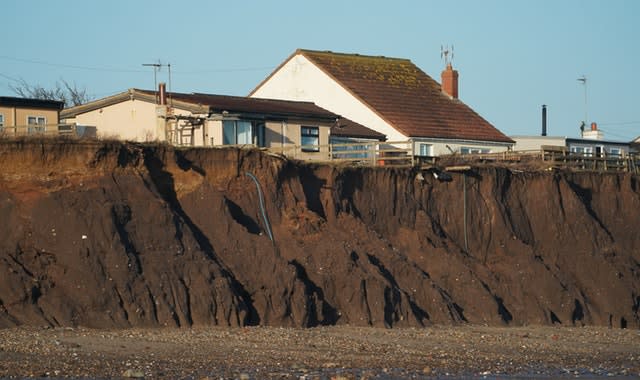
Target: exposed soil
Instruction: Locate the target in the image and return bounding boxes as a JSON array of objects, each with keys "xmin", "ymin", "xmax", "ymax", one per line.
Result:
[{"xmin": 0, "ymin": 139, "xmax": 639, "ymax": 330}]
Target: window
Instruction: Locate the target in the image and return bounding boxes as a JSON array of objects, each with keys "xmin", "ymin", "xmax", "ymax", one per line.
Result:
[
  {"xmin": 223, "ymin": 120, "xmax": 252, "ymax": 145},
  {"xmin": 609, "ymin": 148, "xmax": 621, "ymax": 157},
  {"xmin": 27, "ymin": 116, "xmax": 46, "ymax": 134},
  {"xmin": 331, "ymin": 137, "xmax": 372, "ymax": 159},
  {"xmin": 301, "ymin": 126, "xmax": 319, "ymax": 152},
  {"xmin": 570, "ymin": 146, "xmax": 593, "ymax": 156},
  {"xmin": 222, "ymin": 120, "xmax": 265, "ymax": 147},
  {"xmin": 0, "ymin": 114, "xmax": 4, "ymax": 132},
  {"xmin": 418, "ymin": 143, "xmax": 433, "ymax": 156},
  {"xmin": 460, "ymin": 147, "xmax": 490, "ymax": 154}
]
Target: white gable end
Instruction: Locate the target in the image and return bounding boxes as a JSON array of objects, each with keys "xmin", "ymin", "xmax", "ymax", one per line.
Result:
[{"xmin": 252, "ymin": 54, "xmax": 406, "ymax": 142}]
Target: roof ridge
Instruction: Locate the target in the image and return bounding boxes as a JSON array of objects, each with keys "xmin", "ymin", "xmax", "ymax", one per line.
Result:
[{"xmin": 296, "ymin": 48, "xmax": 411, "ymax": 62}]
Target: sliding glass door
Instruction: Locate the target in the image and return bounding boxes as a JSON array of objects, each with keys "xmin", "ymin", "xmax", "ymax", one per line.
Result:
[{"xmin": 223, "ymin": 120, "xmax": 265, "ymax": 147}]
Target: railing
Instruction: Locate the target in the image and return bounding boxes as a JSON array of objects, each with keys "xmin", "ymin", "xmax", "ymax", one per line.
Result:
[
  {"xmin": 540, "ymin": 146, "xmax": 638, "ymax": 173},
  {"xmin": 269, "ymin": 141, "xmax": 639, "ymax": 174},
  {"xmin": 439, "ymin": 146, "xmax": 639, "ymax": 174},
  {"xmin": 270, "ymin": 140, "xmax": 415, "ymax": 166},
  {"xmin": 0, "ymin": 123, "xmax": 97, "ymax": 138}
]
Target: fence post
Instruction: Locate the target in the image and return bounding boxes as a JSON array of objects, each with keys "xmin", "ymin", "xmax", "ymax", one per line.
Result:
[
  {"xmin": 410, "ymin": 139, "xmax": 415, "ymax": 166},
  {"xmin": 372, "ymin": 143, "xmax": 377, "ymax": 166}
]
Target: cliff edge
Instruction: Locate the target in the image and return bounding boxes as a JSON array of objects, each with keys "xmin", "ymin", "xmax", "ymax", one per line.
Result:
[{"xmin": 0, "ymin": 140, "xmax": 638, "ymax": 328}]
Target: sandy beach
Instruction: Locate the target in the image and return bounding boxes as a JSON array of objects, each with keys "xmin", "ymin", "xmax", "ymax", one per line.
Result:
[{"xmin": 1, "ymin": 325, "xmax": 638, "ymax": 379}]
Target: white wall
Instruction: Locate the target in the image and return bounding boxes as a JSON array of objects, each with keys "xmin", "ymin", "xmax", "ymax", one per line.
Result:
[
  {"xmin": 251, "ymin": 54, "xmax": 406, "ymax": 142},
  {"xmin": 72, "ymin": 99, "xmax": 158, "ymax": 141},
  {"xmin": 511, "ymin": 136, "xmax": 566, "ymax": 151}
]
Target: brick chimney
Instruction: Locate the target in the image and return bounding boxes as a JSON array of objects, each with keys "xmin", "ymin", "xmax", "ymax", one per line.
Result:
[
  {"xmin": 441, "ymin": 63, "xmax": 459, "ymax": 99},
  {"xmin": 158, "ymin": 82, "xmax": 167, "ymax": 105}
]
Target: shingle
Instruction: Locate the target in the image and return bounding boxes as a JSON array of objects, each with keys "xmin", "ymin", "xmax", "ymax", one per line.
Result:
[{"xmin": 298, "ymin": 49, "xmax": 513, "ymax": 144}]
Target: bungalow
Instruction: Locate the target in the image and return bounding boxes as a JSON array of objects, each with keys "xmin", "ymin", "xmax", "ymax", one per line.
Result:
[
  {"xmin": 61, "ymin": 85, "xmax": 347, "ymax": 160},
  {"xmin": 0, "ymin": 96, "xmax": 64, "ymax": 135},
  {"xmin": 631, "ymin": 136, "xmax": 640, "ymax": 154},
  {"xmin": 512, "ymin": 123, "xmax": 633, "ymax": 158},
  {"xmin": 249, "ymin": 49, "xmax": 514, "ymax": 157}
]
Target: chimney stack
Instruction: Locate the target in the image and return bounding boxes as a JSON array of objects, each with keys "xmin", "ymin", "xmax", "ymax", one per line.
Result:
[
  {"xmin": 541, "ymin": 105, "xmax": 547, "ymax": 136},
  {"xmin": 158, "ymin": 82, "xmax": 167, "ymax": 105},
  {"xmin": 582, "ymin": 121, "xmax": 604, "ymax": 140},
  {"xmin": 441, "ymin": 63, "xmax": 459, "ymax": 99}
]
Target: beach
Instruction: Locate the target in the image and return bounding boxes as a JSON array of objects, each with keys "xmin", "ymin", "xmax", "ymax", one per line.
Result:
[{"xmin": 1, "ymin": 325, "xmax": 638, "ymax": 379}]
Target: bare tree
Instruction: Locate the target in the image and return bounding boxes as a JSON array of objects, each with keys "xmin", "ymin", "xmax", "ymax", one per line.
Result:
[{"xmin": 10, "ymin": 78, "xmax": 92, "ymax": 107}]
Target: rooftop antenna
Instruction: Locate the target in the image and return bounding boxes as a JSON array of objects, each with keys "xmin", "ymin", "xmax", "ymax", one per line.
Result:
[
  {"xmin": 577, "ymin": 75, "xmax": 588, "ymax": 127},
  {"xmin": 441, "ymin": 45, "xmax": 454, "ymax": 66},
  {"xmin": 142, "ymin": 60, "xmax": 172, "ymax": 104}
]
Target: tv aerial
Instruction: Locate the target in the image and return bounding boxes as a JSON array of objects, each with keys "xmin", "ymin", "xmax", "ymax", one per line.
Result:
[
  {"xmin": 142, "ymin": 60, "xmax": 172, "ymax": 91},
  {"xmin": 441, "ymin": 45, "xmax": 454, "ymax": 66}
]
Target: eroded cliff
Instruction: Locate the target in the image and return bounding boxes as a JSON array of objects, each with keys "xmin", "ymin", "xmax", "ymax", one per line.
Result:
[{"xmin": 0, "ymin": 140, "xmax": 638, "ymax": 328}]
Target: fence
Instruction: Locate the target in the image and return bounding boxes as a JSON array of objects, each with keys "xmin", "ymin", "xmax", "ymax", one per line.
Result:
[
  {"xmin": 0, "ymin": 123, "xmax": 97, "ymax": 138},
  {"xmin": 269, "ymin": 141, "xmax": 639, "ymax": 174},
  {"xmin": 270, "ymin": 140, "xmax": 415, "ymax": 166}
]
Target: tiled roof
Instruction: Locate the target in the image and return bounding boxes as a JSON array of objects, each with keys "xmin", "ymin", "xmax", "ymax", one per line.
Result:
[
  {"xmin": 139, "ymin": 90, "xmax": 338, "ymax": 121},
  {"xmin": 296, "ymin": 49, "xmax": 513, "ymax": 144},
  {"xmin": 331, "ymin": 117, "xmax": 386, "ymax": 140}
]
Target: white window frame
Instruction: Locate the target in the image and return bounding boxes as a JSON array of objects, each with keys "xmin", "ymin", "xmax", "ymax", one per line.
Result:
[
  {"xmin": 460, "ymin": 146, "xmax": 490, "ymax": 154},
  {"xmin": 570, "ymin": 145, "xmax": 593, "ymax": 156},
  {"xmin": 608, "ymin": 147, "xmax": 621, "ymax": 157},
  {"xmin": 27, "ymin": 115, "xmax": 47, "ymax": 134},
  {"xmin": 418, "ymin": 143, "xmax": 433, "ymax": 156}
]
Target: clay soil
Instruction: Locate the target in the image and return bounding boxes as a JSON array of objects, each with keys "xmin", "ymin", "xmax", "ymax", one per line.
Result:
[
  {"xmin": 1, "ymin": 325, "xmax": 639, "ymax": 379},
  {"xmin": 1, "ymin": 140, "xmax": 640, "ymax": 379}
]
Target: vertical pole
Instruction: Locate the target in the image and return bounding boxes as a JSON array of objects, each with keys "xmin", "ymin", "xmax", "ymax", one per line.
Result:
[
  {"xmin": 463, "ymin": 173, "xmax": 468, "ymax": 252},
  {"xmin": 541, "ymin": 104, "xmax": 547, "ymax": 136}
]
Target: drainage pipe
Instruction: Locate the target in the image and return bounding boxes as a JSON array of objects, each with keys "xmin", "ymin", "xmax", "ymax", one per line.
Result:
[{"xmin": 245, "ymin": 172, "xmax": 274, "ymax": 244}]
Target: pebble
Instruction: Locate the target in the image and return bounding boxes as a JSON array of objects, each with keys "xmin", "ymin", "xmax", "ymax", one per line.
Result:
[
  {"xmin": 122, "ymin": 369, "xmax": 145, "ymax": 378},
  {"xmin": 0, "ymin": 325, "xmax": 638, "ymax": 379}
]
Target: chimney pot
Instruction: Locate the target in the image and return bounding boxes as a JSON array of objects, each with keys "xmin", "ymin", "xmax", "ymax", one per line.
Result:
[{"xmin": 441, "ymin": 63, "xmax": 459, "ymax": 99}]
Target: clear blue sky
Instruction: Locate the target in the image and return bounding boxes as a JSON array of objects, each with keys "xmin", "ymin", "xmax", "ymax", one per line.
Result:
[{"xmin": 2, "ymin": 0, "xmax": 639, "ymax": 141}]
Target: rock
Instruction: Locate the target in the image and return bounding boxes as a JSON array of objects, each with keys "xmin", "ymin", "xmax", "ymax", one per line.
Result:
[{"xmin": 122, "ymin": 369, "xmax": 145, "ymax": 378}]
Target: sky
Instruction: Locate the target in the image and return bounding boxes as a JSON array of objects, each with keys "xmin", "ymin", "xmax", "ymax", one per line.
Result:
[{"xmin": 2, "ymin": 0, "xmax": 639, "ymax": 141}]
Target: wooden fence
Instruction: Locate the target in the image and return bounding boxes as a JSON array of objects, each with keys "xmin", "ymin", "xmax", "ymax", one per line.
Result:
[
  {"xmin": 273, "ymin": 140, "xmax": 419, "ymax": 167},
  {"xmin": 269, "ymin": 142, "xmax": 639, "ymax": 174},
  {"xmin": 2, "ymin": 126, "xmax": 636, "ymax": 174},
  {"xmin": 0, "ymin": 123, "xmax": 96, "ymax": 138}
]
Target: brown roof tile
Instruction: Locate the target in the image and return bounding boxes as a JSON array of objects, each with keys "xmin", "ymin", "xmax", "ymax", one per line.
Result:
[{"xmin": 297, "ymin": 49, "xmax": 513, "ymax": 144}]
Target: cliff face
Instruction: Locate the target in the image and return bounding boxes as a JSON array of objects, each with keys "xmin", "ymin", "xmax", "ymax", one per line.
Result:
[{"xmin": 0, "ymin": 140, "xmax": 638, "ymax": 329}]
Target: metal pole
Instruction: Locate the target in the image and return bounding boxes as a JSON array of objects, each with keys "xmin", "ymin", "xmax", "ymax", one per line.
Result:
[
  {"xmin": 578, "ymin": 76, "xmax": 588, "ymax": 124},
  {"xmin": 463, "ymin": 173, "xmax": 468, "ymax": 252}
]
